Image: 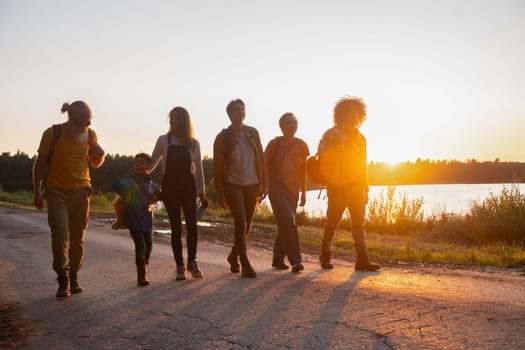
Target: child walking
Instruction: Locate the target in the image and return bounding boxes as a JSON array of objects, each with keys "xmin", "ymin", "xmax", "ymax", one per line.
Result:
[{"xmin": 113, "ymin": 153, "xmax": 161, "ymax": 286}]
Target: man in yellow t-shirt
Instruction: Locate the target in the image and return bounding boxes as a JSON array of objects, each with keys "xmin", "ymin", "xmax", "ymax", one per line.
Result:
[{"xmin": 33, "ymin": 100, "xmax": 105, "ymax": 298}]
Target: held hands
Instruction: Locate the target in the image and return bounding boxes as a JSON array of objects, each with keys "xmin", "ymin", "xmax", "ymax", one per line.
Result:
[
  {"xmin": 218, "ymin": 192, "xmax": 229, "ymax": 209},
  {"xmin": 257, "ymin": 190, "xmax": 267, "ymax": 203},
  {"xmin": 34, "ymin": 191, "xmax": 44, "ymax": 210},
  {"xmin": 299, "ymin": 191, "xmax": 307, "ymax": 207},
  {"xmin": 199, "ymin": 193, "xmax": 209, "ymax": 208},
  {"xmin": 88, "ymin": 141, "xmax": 105, "ymax": 167}
]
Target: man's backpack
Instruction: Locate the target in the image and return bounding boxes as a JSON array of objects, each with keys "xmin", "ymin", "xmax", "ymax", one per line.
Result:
[
  {"xmin": 41, "ymin": 124, "xmax": 62, "ymax": 189},
  {"xmin": 306, "ymin": 153, "xmax": 324, "ymax": 185}
]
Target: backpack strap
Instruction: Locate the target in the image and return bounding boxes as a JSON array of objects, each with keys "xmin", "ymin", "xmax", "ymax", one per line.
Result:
[
  {"xmin": 47, "ymin": 124, "xmax": 61, "ymax": 167},
  {"xmin": 43, "ymin": 124, "xmax": 62, "ymax": 187}
]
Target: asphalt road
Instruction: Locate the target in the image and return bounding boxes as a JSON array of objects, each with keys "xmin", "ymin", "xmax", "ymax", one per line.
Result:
[{"xmin": 1, "ymin": 205, "xmax": 525, "ymax": 349}]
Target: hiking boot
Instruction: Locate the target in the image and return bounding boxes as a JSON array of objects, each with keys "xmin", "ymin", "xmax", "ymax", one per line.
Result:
[
  {"xmin": 272, "ymin": 260, "xmax": 290, "ymax": 270},
  {"xmin": 187, "ymin": 260, "xmax": 203, "ymax": 278},
  {"xmin": 292, "ymin": 263, "xmax": 304, "ymax": 273},
  {"xmin": 56, "ymin": 275, "xmax": 70, "ymax": 298},
  {"xmin": 137, "ymin": 263, "xmax": 150, "ymax": 286},
  {"xmin": 176, "ymin": 265, "xmax": 186, "ymax": 281},
  {"xmin": 355, "ymin": 260, "xmax": 381, "ymax": 271},
  {"xmin": 70, "ymin": 275, "xmax": 84, "ymax": 294},
  {"xmin": 227, "ymin": 253, "xmax": 240, "ymax": 273},
  {"xmin": 355, "ymin": 249, "xmax": 381, "ymax": 271},
  {"xmin": 241, "ymin": 264, "xmax": 257, "ymax": 278},
  {"xmin": 319, "ymin": 251, "xmax": 334, "ymax": 269}
]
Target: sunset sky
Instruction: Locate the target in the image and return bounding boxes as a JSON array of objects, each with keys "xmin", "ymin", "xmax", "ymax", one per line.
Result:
[{"xmin": 1, "ymin": 0, "xmax": 524, "ymax": 164}]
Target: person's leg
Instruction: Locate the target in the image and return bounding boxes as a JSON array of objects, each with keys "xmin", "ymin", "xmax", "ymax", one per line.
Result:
[
  {"xmin": 181, "ymin": 186, "xmax": 198, "ymax": 263},
  {"xmin": 224, "ymin": 184, "xmax": 242, "ymax": 273},
  {"xmin": 163, "ymin": 193, "xmax": 184, "ymax": 267},
  {"xmin": 272, "ymin": 233, "xmax": 287, "ymax": 268},
  {"xmin": 280, "ymin": 187, "xmax": 302, "ymax": 267},
  {"xmin": 348, "ymin": 187, "xmax": 380, "ymax": 271},
  {"xmin": 320, "ymin": 185, "xmax": 346, "ymax": 269},
  {"xmin": 68, "ymin": 187, "xmax": 90, "ymax": 293},
  {"xmin": 181, "ymin": 185, "xmax": 202, "ymax": 278},
  {"xmin": 144, "ymin": 230, "xmax": 152, "ymax": 265},
  {"xmin": 224, "ymin": 183, "xmax": 255, "ymax": 277},
  {"xmin": 129, "ymin": 230, "xmax": 146, "ymax": 264},
  {"xmin": 46, "ymin": 186, "xmax": 71, "ymax": 297},
  {"xmin": 242, "ymin": 184, "xmax": 260, "ymax": 242},
  {"xmin": 269, "ymin": 183, "xmax": 294, "ymax": 269},
  {"xmin": 129, "ymin": 230, "xmax": 150, "ymax": 285}
]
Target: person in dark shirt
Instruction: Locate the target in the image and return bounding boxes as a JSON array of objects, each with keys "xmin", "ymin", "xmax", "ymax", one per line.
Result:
[
  {"xmin": 113, "ymin": 153, "xmax": 160, "ymax": 286},
  {"xmin": 318, "ymin": 96, "xmax": 380, "ymax": 271},
  {"xmin": 264, "ymin": 113, "xmax": 309, "ymax": 273}
]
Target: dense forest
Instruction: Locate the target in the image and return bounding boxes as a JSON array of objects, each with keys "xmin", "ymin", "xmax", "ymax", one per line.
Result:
[{"xmin": 1, "ymin": 151, "xmax": 525, "ymax": 193}]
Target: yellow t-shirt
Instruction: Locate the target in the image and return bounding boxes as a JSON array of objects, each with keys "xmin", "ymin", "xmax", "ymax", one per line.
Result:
[{"xmin": 37, "ymin": 122, "xmax": 98, "ymax": 190}]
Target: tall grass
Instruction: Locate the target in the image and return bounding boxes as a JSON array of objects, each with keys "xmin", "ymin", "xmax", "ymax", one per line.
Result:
[
  {"xmin": 467, "ymin": 185, "xmax": 525, "ymax": 244},
  {"xmin": 0, "ymin": 185, "xmax": 34, "ymax": 206},
  {"xmin": 90, "ymin": 192, "xmax": 115, "ymax": 211},
  {"xmin": 2, "ymin": 184, "xmax": 523, "ymax": 245},
  {"xmin": 367, "ymin": 185, "xmax": 425, "ymax": 235}
]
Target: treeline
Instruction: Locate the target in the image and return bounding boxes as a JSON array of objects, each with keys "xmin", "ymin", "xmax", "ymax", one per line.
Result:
[
  {"xmin": 368, "ymin": 158, "xmax": 525, "ymax": 185},
  {"xmin": 1, "ymin": 151, "xmax": 524, "ymax": 193},
  {"xmin": 0, "ymin": 151, "xmax": 215, "ymax": 193}
]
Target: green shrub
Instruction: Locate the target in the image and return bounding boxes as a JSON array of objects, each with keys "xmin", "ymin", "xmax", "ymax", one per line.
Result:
[
  {"xmin": 90, "ymin": 193, "xmax": 113, "ymax": 211},
  {"xmin": 367, "ymin": 185, "xmax": 425, "ymax": 235},
  {"xmin": 467, "ymin": 184, "xmax": 525, "ymax": 244},
  {"xmin": 0, "ymin": 186, "xmax": 34, "ymax": 206},
  {"xmin": 254, "ymin": 202, "xmax": 275, "ymax": 224}
]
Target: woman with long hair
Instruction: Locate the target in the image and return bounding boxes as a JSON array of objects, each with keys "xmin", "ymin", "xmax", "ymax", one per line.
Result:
[{"xmin": 150, "ymin": 106, "xmax": 208, "ymax": 280}]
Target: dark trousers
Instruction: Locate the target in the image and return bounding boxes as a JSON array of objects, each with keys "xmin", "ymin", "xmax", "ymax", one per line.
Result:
[
  {"xmin": 268, "ymin": 181, "xmax": 302, "ymax": 265},
  {"xmin": 224, "ymin": 183, "xmax": 259, "ymax": 266},
  {"xmin": 322, "ymin": 185, "xmax": 367, "ymax": 254},
  {"xmin": 45, "ymin": 186, "xmax": 91, "ymax": 278},
  {"xmin": 163, "ymin": 187, "xmax": 198, "ymax": 267},
  {"xmin": 129, "ymin": 230, "xmax": 152, "ymax": 264}
]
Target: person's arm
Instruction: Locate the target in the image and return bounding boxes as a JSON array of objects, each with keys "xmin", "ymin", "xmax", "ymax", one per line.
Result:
[
  {"xmin": 33, "ymin": 128, "xmax": 53, "ymax": 210},
  {"xmin": 193, "ymin": 139, "xmax": 206, "ymax": 195},
  {"xmin": 252, "ymin": 128, "xmax": 268, "ymax": 202},
  {"xmin": 88, "ymin": 130, "xmax": 105, "ymax": 168},
  {"xmin": 263, "ymin": 138, "xmax": 276, "ymax": 178},
  {"xmin": 362, "ymin": 135, "xmax": 369, "ymax": 203},
  {"xmin": 299, "ymin": 141, "xmax": 310, "ymax": 207},
  {"xmin": 213, "ymin": 132, "xmax": 228, "ymax": 208},
  {"xmin": 32, "ymin": 154, "xmax": 47, "ymax": 210},
  {"xmin": 192, "ymin": 140, "xmax": 209, "ymax": 207},
  {"xmin": 149, "ymin": 135, "xmax": 165, "ymax": 174},
  {"xmin": 89, "ymin": 143, "xmax": 105, "ymax": 168}
]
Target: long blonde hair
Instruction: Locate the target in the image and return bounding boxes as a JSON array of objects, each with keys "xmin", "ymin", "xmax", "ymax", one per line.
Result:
[{"xmin": 168, "ymin": 106, "xmax": 195, "ymax": 145}]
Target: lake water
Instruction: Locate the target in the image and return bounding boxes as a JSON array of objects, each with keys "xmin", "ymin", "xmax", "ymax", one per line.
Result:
[{"xmin": 294, "ymin": 183, "xmax": 525, "ymax": 218}]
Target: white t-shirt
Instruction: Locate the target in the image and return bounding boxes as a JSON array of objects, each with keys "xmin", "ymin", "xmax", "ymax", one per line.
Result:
[{"xmin": 227, "ymin": 129, "xmax": 259, "ymax": 186}]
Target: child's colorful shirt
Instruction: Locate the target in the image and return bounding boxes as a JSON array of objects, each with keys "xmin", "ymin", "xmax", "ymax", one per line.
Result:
[{"xmin": 113, "ymin": 174, "xmax": 160, "ymax": 232}]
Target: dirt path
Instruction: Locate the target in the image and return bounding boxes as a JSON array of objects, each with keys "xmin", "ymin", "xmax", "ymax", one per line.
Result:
[{"xmin": 1, "ymin": 206, "xmax": 525, "ymax": 349}]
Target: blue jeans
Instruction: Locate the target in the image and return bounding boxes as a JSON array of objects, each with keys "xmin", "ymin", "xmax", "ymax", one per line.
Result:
[
  {"xmin": 322, "ymin": 185, "xmax": 367, "ymax": 254},
  {"xmin": 224, "ymin": 183, "xmax": 259, "ymax": 267},
  {"xmin": 268, "ymin": 181, "xmax": 302, "ymax": 265}
]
